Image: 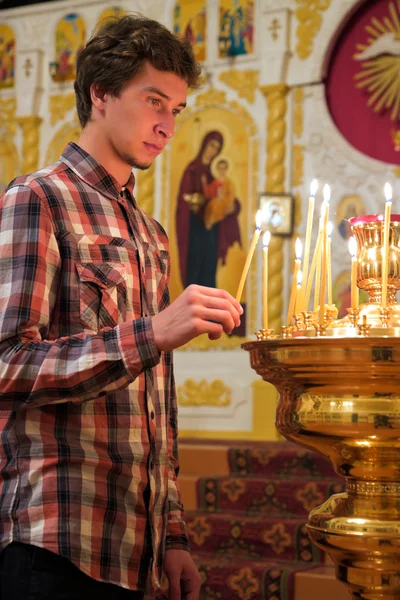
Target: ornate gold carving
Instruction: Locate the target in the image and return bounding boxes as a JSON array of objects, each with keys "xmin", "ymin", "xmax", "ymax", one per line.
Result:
[
  {"xmin": 18, "ymin": 116, "xmax": 42, "ymax": 174},
  {"xmin": 136, "ymin": 163, "xmax": 155, "ymax": 216},
  {"xmin": 177, "ymin": 378, "xmax": 232, "ymax": 407},
  {"xmin": 49, "ymin": 93, "xmax": 77, "ymax": 126},
  {"xmin": 268, "ymin": 18, "xmax": 282, "ymax": 41},
  {"xmin": 23, "ymin": 58, "xmax": 33, "ymax": 78},
  {"xmin": 260, "ymin": 84, "xmax": 289, "ymax": 332},
  {"xmin": 45, "ymin": 120, "xmax": 81, "ymax": 165},
  {"xmin": 219, "ymin": 69, "xmax": 259, "ymax": 104},
  {"xmin": 0, "ymin": 98, "xmax": 17, "ymax": 136},
  {"xmin": 195, "ymin": 87, "xmax": 226, "ymax": 107},
  {"xmin": 294, "ymin": 0, "xmax": 331, "ymax": 60},
  {"xmin": 292, "ymin": 146, "xmax": 304, "ymax": 187},
  {"xmin": 293, "ymin": 87, "xmax": 304, "ymax": 138}
]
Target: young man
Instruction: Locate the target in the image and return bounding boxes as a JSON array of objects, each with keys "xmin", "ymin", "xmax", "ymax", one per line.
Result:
[{"xmin": 0, "ymin": 14, "xmax": 242, "ymax": 600}]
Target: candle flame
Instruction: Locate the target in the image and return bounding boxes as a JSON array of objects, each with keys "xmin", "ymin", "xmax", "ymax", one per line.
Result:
[
  {"xmin": 263, "ymin": 231, "xmax": 271, "ymax": 248},
  {"xmin": 323, "ymin": 183, "xmax": 331, "ymax": 204},
  {"xmin": 256, "ymin": 209, "xmax": 262, "ymax": 229},
  {"xmin": 384, "ymin": 182, "xmax": 392, "ymax": 203},
  {"xmin": 295, "ymin": 237, "xmax": 302, "ymax": 260},
  {"xmin": 327, "ymin": 221, "xmax": 333, "ymax": 237},
  {"xmin": 349, "ymin": 236, "xmax": 357, "ymax": 257},
  {"xmin": 310, "ymin": 178, "xmax": 318, "ymax": 197},
  {"xmin": 297, "ymin": 269, "xmax": 303, "ymax": 286}
]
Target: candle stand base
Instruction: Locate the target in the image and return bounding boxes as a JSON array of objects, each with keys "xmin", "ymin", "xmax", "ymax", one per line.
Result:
[{"xmin": 242, "ymin": 336, "xmax": 400, "ymax": 600}]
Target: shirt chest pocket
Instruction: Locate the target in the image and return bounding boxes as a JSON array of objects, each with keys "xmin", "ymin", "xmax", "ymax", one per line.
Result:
[
  {"xmin": 76, "ymin": 261, "xmax": 127, "ymax": 331},
  {"xmin": 143, "ymin": 246, "xmax": 170, "ymax": 314}
]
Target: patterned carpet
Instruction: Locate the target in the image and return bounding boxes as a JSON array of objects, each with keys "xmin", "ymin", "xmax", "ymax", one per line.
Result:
[{"xmin": 185, "ymin": 441, "xmax": 344, "ymax": 600}]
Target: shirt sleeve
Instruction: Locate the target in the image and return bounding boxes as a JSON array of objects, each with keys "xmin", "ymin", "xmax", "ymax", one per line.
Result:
[
  {"xmin": 165, "ymin": 361, "xmax": 190, "ymax": 552},
  {"xmin": 0, "ymin": 185, "xmax": 160, "ymax": 411}
]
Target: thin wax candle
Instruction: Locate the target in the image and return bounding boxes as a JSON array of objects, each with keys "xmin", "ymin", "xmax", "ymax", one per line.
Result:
[
  {"xmin": 381, "ymin": 183, "xmax": 392, "ymax": 308},
  {"xmin": 262, "ymin": 231, "xmax": 271, "ymax": 329},
  {"xmin": 236, "ymin": 210, "xmax": 262, "ymax": 303}
]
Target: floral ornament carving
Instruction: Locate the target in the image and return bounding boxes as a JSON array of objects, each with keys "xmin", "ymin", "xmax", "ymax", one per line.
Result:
[
  {"xmin": 295, "ymin": 0, "xmax": 331, "ymax": 60},
  {"xmin": 195, "ymin": 87, "xmax": 226, "ymax": 107},
  {"xmin": 177, "ymin": 379, "xmax": 232, "ymax": 407},
  {"xmin": 219, "ymin": 69, "xmax": 259, "ymax": 104},
  {"xmin": 49, "ymin": 94, "xmax": 77, "ymax": 126}
]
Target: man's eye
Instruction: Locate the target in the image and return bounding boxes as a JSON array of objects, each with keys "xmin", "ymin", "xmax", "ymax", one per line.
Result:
[
  {"xmin": 172, "ymin": 109, "xmax": 181, "ymax": 117},
  {"xmin": 149, "ymin": 98, "xmax": 161, "ymax": 107}
]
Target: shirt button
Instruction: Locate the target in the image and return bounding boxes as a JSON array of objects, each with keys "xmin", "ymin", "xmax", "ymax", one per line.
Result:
[{"xmin": 150, "ymin": 411, "xmax": 155, "ymax": 420}]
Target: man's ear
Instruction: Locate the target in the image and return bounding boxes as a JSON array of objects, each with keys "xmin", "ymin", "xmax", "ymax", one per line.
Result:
[{"xmin": 90, "ymin": 83, "xmax": 107, "ymax": 112}]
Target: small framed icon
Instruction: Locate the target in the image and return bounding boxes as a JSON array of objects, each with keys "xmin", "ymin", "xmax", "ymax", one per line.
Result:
[{"xmin": 259, "ymin": 193, "xmax": 294, "ymax": 236}]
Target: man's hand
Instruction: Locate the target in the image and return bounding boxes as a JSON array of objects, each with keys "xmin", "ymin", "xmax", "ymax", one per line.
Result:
[
  {"xmin": 163, "ymin": 549, "xmax": 202, "ymax": 600},
  {"xmin": 152, "ymin": 284, "xmax": 243, "ymax": 351}
]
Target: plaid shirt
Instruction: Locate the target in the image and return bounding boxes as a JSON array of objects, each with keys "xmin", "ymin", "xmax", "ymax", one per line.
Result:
[{"xmin": 0, "ymin": 142, "xmax": 189, "ymax": 592}]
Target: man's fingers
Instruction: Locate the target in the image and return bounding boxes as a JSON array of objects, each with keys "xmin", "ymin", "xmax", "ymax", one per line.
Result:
[
  {"xmin": 187, "ymin": 284, "xmax": 243, "ymax": 315},
  {"xmin": 200, "ymin": 295, "xmax": 241, "ymax": 328}
]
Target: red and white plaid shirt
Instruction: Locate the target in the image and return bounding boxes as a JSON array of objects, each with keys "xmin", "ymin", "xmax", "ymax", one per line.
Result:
[{"xmin": 0, "ymin": 142, "xmax": 189, "ymax": 592}]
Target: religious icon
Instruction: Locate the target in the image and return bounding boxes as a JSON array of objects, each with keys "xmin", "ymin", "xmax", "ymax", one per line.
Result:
[
  {"xmin": 218, "ymin": 0, "xmax": 254, "ymax": 58},
  {"xmin": 173, "ymin": 0, "xmax": 207, "ymax": 61},
  {"xmin": 53, "ymin": 13, "xmax": 86, "ymax": 82},
  {"xmin": 259, "ymin": 193, "xmax": 294, "ymax": 236},
  {"xmin": 175, "ymin": 131, "xmax": 242, "ymax": 290},
  {"xmin": 0, "ymin": 24, "xmax": 15, "ymax": 89},
  {"xmin": 336, "ymin": 194, "xmax": 366, "ymax": 241}
]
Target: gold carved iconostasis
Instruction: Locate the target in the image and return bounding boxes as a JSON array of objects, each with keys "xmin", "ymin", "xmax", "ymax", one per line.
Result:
[{"xmin": 0, "ymin": 0, "xmax": 399, "ymax": 441}]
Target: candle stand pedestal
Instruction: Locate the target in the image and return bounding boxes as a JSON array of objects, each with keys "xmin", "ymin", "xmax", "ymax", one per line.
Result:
[{"xmin": 242, "ymin": 215, "xmax": 400, "ymax": 599}]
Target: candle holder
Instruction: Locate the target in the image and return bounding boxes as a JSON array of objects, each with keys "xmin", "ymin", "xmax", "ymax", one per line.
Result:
[
  {"xmin": 294, "ymin": 313, "xmax": 306, "ymax": 330},
  {"xmin": 255, "ymin": 328, "xmax": 276, "ymax": 340},
  {"xmin": 243, "ymin": 213, "xmax": 400, "ymax": 599},
  {"xmin": 379, "ymin": 306, "xmax": 391, "ymax": 328},
  {"xmin": 346, "ymin": 307, "xmax": 361, "ymax": 327},
  {"xmin": 280, "ymin": 326, "xmax": 294, "ymax": 338},
  {"xmin": 357, "ymin": 315, "xmax": 371, "ymax": 337},
  {"xmin": 302, "ymin": 310, "xmax": 317, "ymax": 329},
  {"xmin": 313, "ymin": 323, "xmax": 328, "ymax": 337}
]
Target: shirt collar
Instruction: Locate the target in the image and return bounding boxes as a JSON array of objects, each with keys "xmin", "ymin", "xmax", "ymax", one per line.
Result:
[{"xmin": 59, "ymin": 142, "xmax": 136, "ymax": 200}]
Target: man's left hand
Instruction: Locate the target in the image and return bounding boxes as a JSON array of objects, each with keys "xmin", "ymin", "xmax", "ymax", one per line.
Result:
[{"xmin": 163, "ymin": 549, "xmax": 202, "ymax": 600}]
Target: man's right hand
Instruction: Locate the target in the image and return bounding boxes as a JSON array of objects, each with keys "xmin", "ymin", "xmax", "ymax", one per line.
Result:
[{"xmin": 151, "ymin": 284, "xmax": 243, "ymax": 351}]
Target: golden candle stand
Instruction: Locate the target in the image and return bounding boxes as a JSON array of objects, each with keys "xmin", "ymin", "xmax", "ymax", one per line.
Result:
[{"xmin": 243, "ymin": 214, "xmax": 400, "ymax": 599}]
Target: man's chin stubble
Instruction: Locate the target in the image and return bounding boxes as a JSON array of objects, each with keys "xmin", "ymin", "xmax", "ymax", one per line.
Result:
[{"xmin": 122, "ymin": 153, "xmax": 152, "ymax": 171}]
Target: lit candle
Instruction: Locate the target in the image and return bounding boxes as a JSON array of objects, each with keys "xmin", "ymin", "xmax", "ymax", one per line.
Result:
[
  {"xmin": 295, "ymin": 269, "xmax": 303, "ymax": 314},
  {"xmin": 319, "ymin": 184, "xmax": 331, "ymax": 324},
  {"xmin": 327, "ymin": 221, "xmax": 333, "ymax": 306},
  {"xmin": 286, "ymin": 237, "xmax": 302, "ymax": 326},
  {"xmin": 262, "ymin": 231, "xmax": 271, "ymax": 329},
  {"xmin": 309, "ymin": 203, "xmax": 326, "ymax": 312},
  {"xmin": 349, "ymin": 236, "xmax": 358, "ymax": 308},
  {"xmin": 381, "ymin": 182, "xmax": 392, "ymax": 308},
  {"xmin": 300, "ymin": 178, "xmax": 318, "ymax": 312},
  {"xmin": 236, "ymin": 210, "xmax": 262, "ymax": 303}
]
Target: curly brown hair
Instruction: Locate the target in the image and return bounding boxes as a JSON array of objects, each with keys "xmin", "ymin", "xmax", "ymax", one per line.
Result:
[{"xmin": 74, "ymin": 14, "xmax": 202, "ymax": 128}]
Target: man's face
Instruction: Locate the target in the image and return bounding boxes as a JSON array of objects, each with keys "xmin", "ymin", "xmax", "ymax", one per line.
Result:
[{"xmin": 98, "ymin": 61, "xmax": 188, "ymax": 170}]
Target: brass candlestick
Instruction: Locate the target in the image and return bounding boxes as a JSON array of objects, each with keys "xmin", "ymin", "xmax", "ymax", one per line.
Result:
[{"xmin": 243, "ymin": 213, "xmax": 400, "ymax": 599}]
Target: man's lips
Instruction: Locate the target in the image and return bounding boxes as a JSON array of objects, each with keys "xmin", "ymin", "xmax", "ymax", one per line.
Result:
[{"xmin": 144, "ymin": 142, "xmax": 163, "ymax": 154}]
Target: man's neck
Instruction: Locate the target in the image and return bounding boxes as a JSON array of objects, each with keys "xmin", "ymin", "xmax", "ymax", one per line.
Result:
[{"xmin": 77, "ymin": 125, "xmax": 132, "ymax": 188}]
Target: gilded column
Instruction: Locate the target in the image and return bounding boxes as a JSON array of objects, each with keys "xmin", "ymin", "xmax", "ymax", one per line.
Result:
[
  {"xmin": 260, "ymin": 84, "xmax": 289, "ymax": 332},
  {"xmin": 18, "ymin": 116, "xmax": 42, "ymax": 174},
  {"xmin": 136, "ymin": 163, "xmax": 155, "ymax": 216}
]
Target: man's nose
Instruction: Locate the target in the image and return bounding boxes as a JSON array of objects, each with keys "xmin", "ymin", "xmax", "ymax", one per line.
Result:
[{"xmin": 155, "ymin": 114, "xmax": 175, "ymax": 140}]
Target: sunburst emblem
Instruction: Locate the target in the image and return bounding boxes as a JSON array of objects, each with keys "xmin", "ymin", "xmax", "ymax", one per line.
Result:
[{"xmin": 353, "ymin": 1, "xmax": 400, "ymax": 122}]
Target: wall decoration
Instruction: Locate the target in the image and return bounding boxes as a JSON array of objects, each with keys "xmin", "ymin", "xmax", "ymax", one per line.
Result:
[
  {"xmin": 0, "ymin": 98, "xmax": 17, "ymax": 193},
  {"xmin": 219, "ymin": 69, "xmax": 259, "ymax": 103},
  {"xmin": 218, "ymin": 0, "xmax": 254, "ymax": 58},
  {"xmin": 177, "ymin": 378, "xmax": 232, "ymax": 407},
  {"xmin": 259, "ymin": 193, "xmax": 294, "ymax": 236},
  {"xmin": 326, "ymin": 0, "xmax": 400, "ymax": 165},
  {"xmin": 168, "ymin": 105, "xmax": 255, "ymax": 343},
  {"xmin": 96, "ymin": 6, "xmax": 126, "ymax": 31},
  {"xmin": 52, "ymin": 13, "xmax": 86, "ymax": 82},
  {"xmin": 173, "ymin": 0, "xmax": 207, "ymax": 61},
  {"xmin": 0, "ymin": 24, "xmax": 15, "ymax": 89},
  {"xmin": 294, "ymin": 0, "xmax": 331, "ymax": 60},
  {"xmin": 336, "ymin": 193, "xmax": 366, "ymax": 240}
]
